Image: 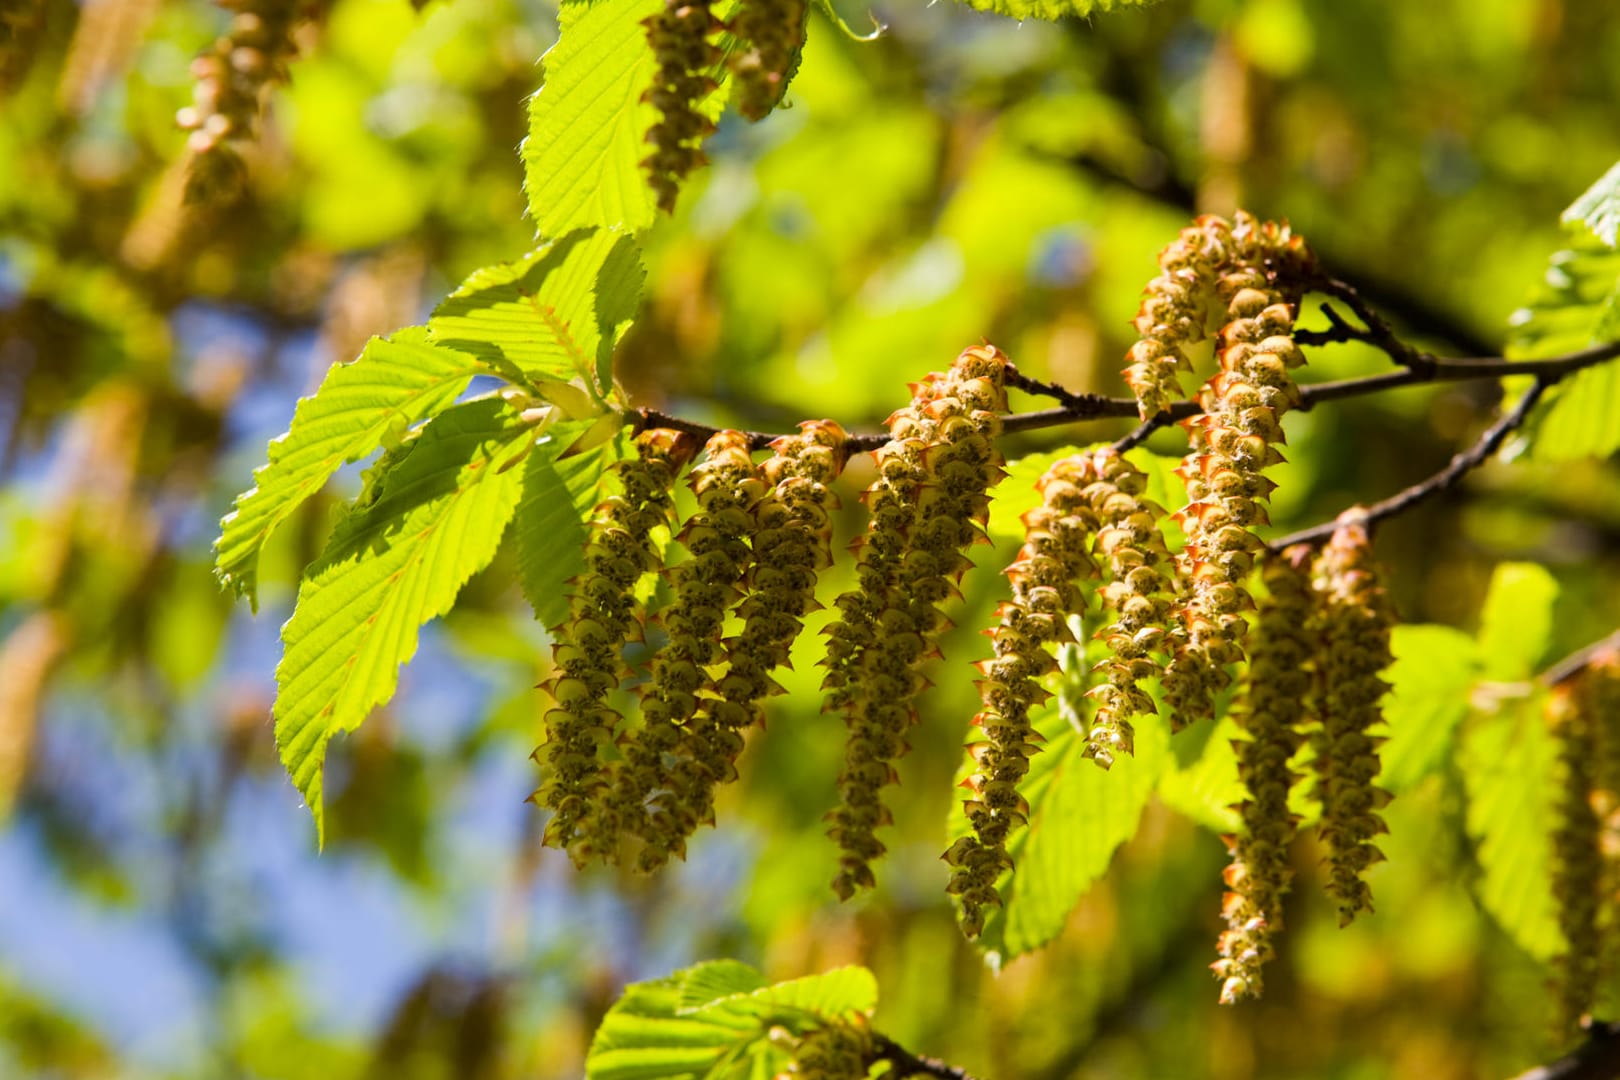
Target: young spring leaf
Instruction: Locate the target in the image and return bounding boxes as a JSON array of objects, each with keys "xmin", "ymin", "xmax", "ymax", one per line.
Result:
[
  {"xmin": 1510, "ymin": 238, "xmax": 1620, "ymax": 461},
  {"xmin": 428, "ymin": 228, "xmax": 645, "ymax": 398},
  {"xmin": 1378, "ymin": 624, "xmax": 1479, "ymax": 793},
  {"xmin": 273, "ymin": 398, "xmax": 537, "ymax": 844},
  {"xmin": 213, "ymin": 329, "xmax": 485, "ymax": 608},
  {"xmin": 1563, "ymin": 158, "xmax": 1620, "ymax": 248},
  {"xmin": 1461, "ymin": 692, "xmax": 1563, "ymax": 961},
  {"xmin": 510, "ymin": 420, "xmax": 630, "ymax": 629},
  {"xmin": 1476, "ymin": 561, "xmax": 1559, "ymax": 681},
  {"xmin": 587, "ymin": 972, "xmax": 774, "ymax": 1080}
]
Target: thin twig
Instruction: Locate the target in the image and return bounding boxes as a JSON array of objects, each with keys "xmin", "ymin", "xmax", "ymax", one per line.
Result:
[
  {"xmin": 638, "ymin": 338, "xmax": 1620, "ymax": 455},
  {"xmin": 1308, "ymin": 276, "xmax": 1436, "ymax": 372},
  {"xmin": 871, "ymin": 1033, "xmax": 980, "ymax": 1080},
  {"xmin": 1511, "ymin": 1019, "xmax": 1620, "ymax": 1080},
  {"xmin": 1541, "ymin": 630, "xmax": 1620, "ymax": 688},
  {"xmin": 1266, "ymin": 377, "xmax": 1550, "ymax": 550}
]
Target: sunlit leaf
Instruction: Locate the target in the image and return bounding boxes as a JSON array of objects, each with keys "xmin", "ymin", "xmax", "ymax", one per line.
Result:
[
  {"xmin": 1510, "ymin": 240, "xmax": 1620, "ymax": 461},
  {"xmin": 1563, "ymin": 159, "xmax": 1620, "ymax": 248},
  {"xmin": 428, "ymin": 228, "xmax": 645, "ymax": 397},
  {"xmin": 522, "ymin": 0, "xmax": 730, "ymax": 239},
  {"xmin": 1476, "ymin": 562, "xmax": 1559, "ymax": 681},
  {"xmin": 214, "ymin": 330, "xmax": 484, "ymax": 608},
  {"xmin": 273, "ymin": 399, "xmax": 535, "ymax": 844},
  {"xmin": 1156, "ymin": 715, "xmax": 1244, "ymax": 833},
  {"xmin": 511, "ymin": 421, "xmax": 631, "ymax": 628},
  {"xmin": 1379, "ymin": 624, "xmax": 1480, "ymax": 792},
  {"xmin": 735, "ymin": 967, "xmax": 877, "ymax": 1022},
  {"xmin": 675, "ymin": 961, "xmax": 767, "ymax": 1014},
  {"xmin": 1461, "ymin": 694, "xmax": 1563, "ymax": 961}
]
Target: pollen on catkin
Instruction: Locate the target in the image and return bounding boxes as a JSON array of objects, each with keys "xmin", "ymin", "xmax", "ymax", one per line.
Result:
[
  {"xmin": 1309, "ymin": 515, "xmax": 1394, "ymax": 926},
  {"xmin": 1213, "ymin": 544, "xmax": 1314, "ymax": 1005},
  {"xmin": 641, "ymin": 0, "xmax": 721, "ymax": 213},
  {"xmin": 620, "ymin": 430, "xmax": 764, "ymax": 871},
  {"xmin": 1549, "ymin": 677, "xmax": 1603, "ymax": 1035},
  {"xmin": 1082, "ymin": 448, "xmax": 1178, "ymax": 767},
  {"xmin": 534, "ymin": 428, "xmax": 698, "ymax": 865},
  {"xmin": 1161, "ymin": 213, "xmax": 1315, "ymax": 729},
  {"xmin": 726, "ymin": 0, "xmax": 809, "ymax": 121},
  {"xmin": 177, "ymin": 0, "xmax": 305, "ymax": 201},
  {"xmin": 825, "ymin": 344, "xmax": 1009, "ymax": 900},
  {"xmin": 945, "ymin": 453, "xmax": 1100, "ymax": 938}
]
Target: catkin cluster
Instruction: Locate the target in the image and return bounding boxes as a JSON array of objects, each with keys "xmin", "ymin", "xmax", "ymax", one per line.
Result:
[
  {"xmin": 945, "ymin": 454, "xmax": 1101, "ymax": 937},
  {"xmin": 641, "ymin": 0, "xmax": 721, "ymax": 213},
  {"xmin": 1160, "ymin": 214, "xmax": 1315, "ymax": 728},
  {"xmin": 726, "ymin": 0, "xmax": 809, "ymax": 121},
  {"xmin": 1213, "ymin": 545, "xmax": 1314, "ymax": 1004},
  {"xmin": 1309, "ymin": 516, "xmax": 1393, "ymax": 926},
  {"xmin": 535, "ymin": 429, "xmax": 698, "ymax": 864},
  {"xmin": 0, "ymin": 0, "xmax": 45, "ymax": 90},
  {"xmin": 823, "ymin": 345, "xmax": 1009, "ymax": 899},
  {"xmin": 786, "ymin": 1023, "xmax": 873, "ymax": 1079},
  {"xmin": 619, "ymin": 430, "xmax": 765, "ymax": 870},
  {"xmin": 177, "ymin": 0, "xmax": 307, "ymax": 200}
]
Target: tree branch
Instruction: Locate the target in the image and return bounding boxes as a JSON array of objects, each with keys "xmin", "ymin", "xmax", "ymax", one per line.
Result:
[
  {"xmin": 1541, "ymin": 630, "xmax": 1620, "ymax": 688},
  {"xmin": 638, "ymin": 338, "xmax": 1620, "ymax": 455},
  {"xmin": 870, "ymin": 1033, "xmax": 981, "ymax": 1080},
  {"xmin": 1265, "ymin": 377, "xmax": 1550, "ymax": 550},
  {"xmin": 1511, "ymin": 1019, "xmax": 1620, "ymax": 1080}
]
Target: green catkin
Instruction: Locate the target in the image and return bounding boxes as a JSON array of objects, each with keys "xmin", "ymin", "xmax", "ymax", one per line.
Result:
[
  {"xmin": 825, "ymin": 344, "xmax": 1009, "ymax": 900},
  {"xmin": 1549, "ymin": 677, "xmax": 1602, "ymax": 1035},
  {"xmin": 726, "ymin": 0, "xmax": 809, "ymax": 121},
  {"xmin": 177, "ymin": 0, "xmax": 304, "ymax": 201},
  {"xmin": 641, "ymin": 0, "xmax": 721, "ymax": 213},
  {"xmin": 1310, "ymin": 516, "xmax": 1394, "ymax": 925},
  {"xmin": 1083, "ymin": 449, "xmax": 1178, "ymax": 767},
  {"xmin": 622, "ymin": 430, "xmax": 764, "ymax": 871},
  {"xmin": 787, "ymin": 1023, "xmax": 873, "ymax": 1079},
  {"xmin": 1213, "ymin": 544, "xmax": 1314, "ymax": 1004},
  {"xmin": 1121, "ymin": 220, "xmax": 1225, "ymax": 421},
  {"xmin": 944, "ymin": 454, "xmax": 1101, "ymax": 938},
  {"xmin": 1589, "ymin": 655, "xmax": 1620, "ymax": 1000},
  {"xmin": 535, "ymin": 428, "xmax": 698, "ymax": 865},
  {"xmin": 1160, "ymin": 213, "xmax": 1315, "ymax": 728}
]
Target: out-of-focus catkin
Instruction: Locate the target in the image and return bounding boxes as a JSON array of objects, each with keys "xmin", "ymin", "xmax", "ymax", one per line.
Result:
[
  {"xmin": 825, "ymin": 345, "xmax": 1008, "ymax": 899},
  {"xmin": 177, "ymin": 0, "xmax": 308, "ymax": 201},
  {"xmin": 641, "ymin": 0, "xmax": 720, "ymax": 213},
  {"xmin": 535, "ymin": 428, "xmax": 697, "ymax": 865},
  {"xmin": 786, "ymin": 1023, "xmax": 872, "ymax": 1079},
  {"xmin": 620, "ymin": 430, "xmax": 763, "ymax": 871},
  {"xmin": 945, "ymin": 453, "xmax": 1100, "ymax": 937},
  {"xmin": 1309, "ymin": 516, "xmax": 1394, "ymax": 925},
  {"xmin": 726, "ymin": 0, "xmax": 808, "ymax": 121},
  {"xmin": 1213, "ymin": 544, "xmax": 1314, "ymax": 1004},
  {"xmin": 1548, "ymin": 678, "xmax": 1602, "ymax": 1035},
  {"xmin": 1161, "ymin": 213, "xmax": 1315, "ymax": 728}
]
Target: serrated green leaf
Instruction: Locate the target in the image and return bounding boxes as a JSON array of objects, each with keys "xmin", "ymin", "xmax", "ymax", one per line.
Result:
[
  {"xmin": 1476, "ymin": 562, "xmax": 1559, "ymax": 681},
  {"xmin": 675, "ymin": 961, "xmax": 767, "ymax": 1015},
  {"xmin": 588, "ymin": 971, "xmax": 785, "ymax": 1080},
  {"xmin": 953, "ymin": 0, "xmax": 1161, "ymax": 21},
  {"xmin": 214, "ymin": 330, "xmax": 485, "ymax": 608},
  {"xmin": 1461, "ymin": 694, "xmax": 1563, "ymax": 961},
  {"xmin": 738, "ymin": 966, "xmax": 877, "ymax": 1022},
  {"xmin": 964, "ymin": 648, "xmax": 1170, "ymax": 960},
  {"xmin": 1563, "ymin": 160, "xmax": 1620, "ymax": 248},
  {"xmin": 523, "ymin": 0, "xmax": 731, "ymax": 239},
  {"xmin": 511, "ymin": 422, "xmax": 629, "ymax": 628},
  {"xmin": 1510, "ymin": 241, "xmax": 1620, "ymax": 461},
  {"xmin": 273, "ymin": 399, "xmax": 535, "ymax": 844},
  {"xmin": 1379, "ymin": 624, "xmax": 1480, "ymax": 792},
  {"xmin": 1156, "ymin": 715, "xmax": 1245, "ymax": 833},
  {"xmin": 429, "ymin": 229, "xmax": 644, "ymax": 398}
]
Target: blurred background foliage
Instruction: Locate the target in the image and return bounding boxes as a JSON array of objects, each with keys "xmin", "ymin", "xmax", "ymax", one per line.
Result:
[{"xmin": 1, "ymin": 0, "xmax": 1618, "ymax": 1076}]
